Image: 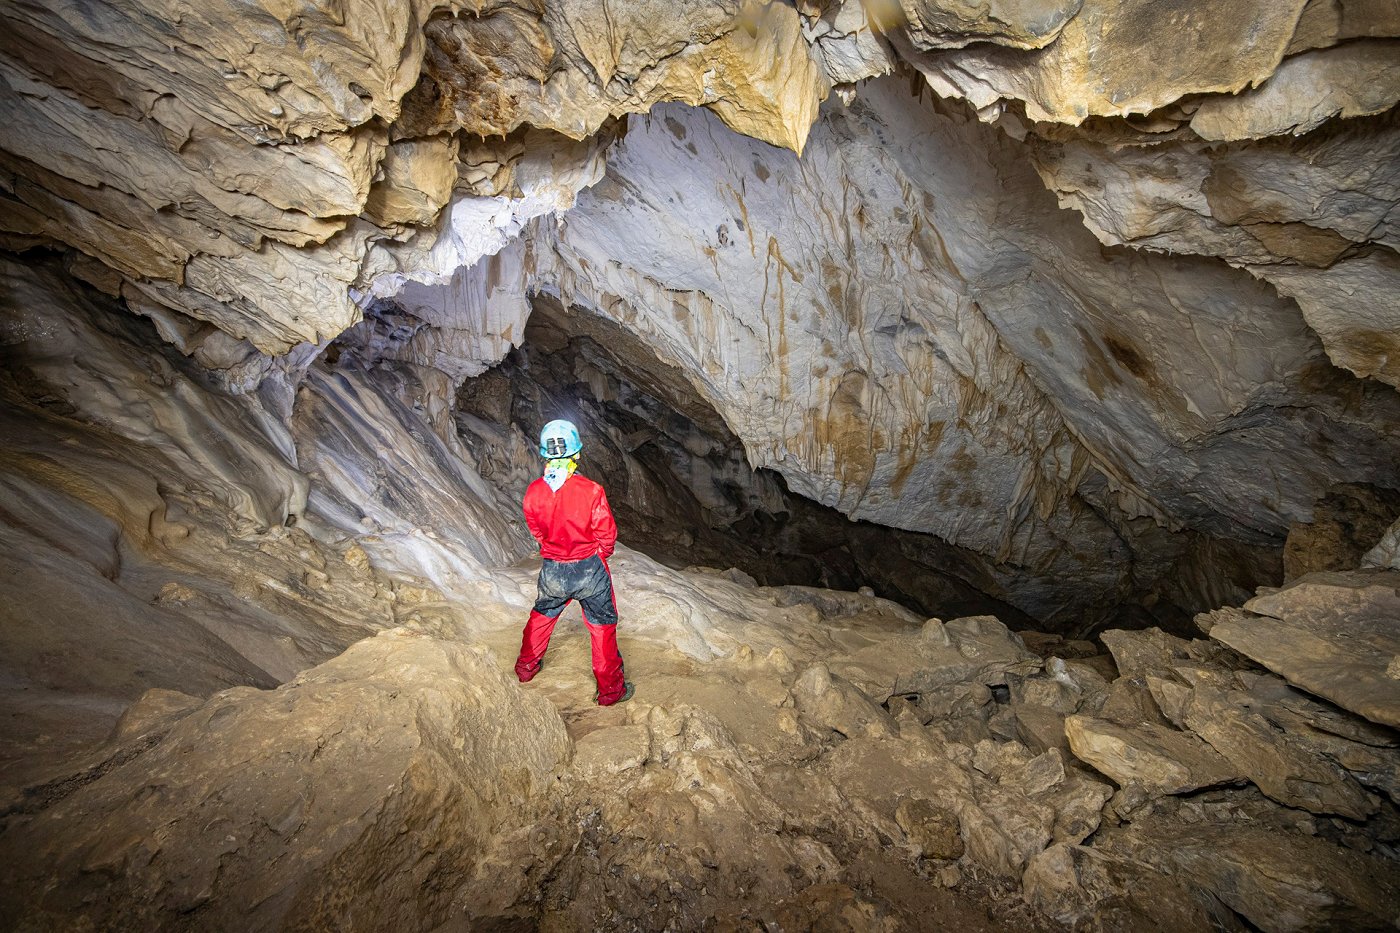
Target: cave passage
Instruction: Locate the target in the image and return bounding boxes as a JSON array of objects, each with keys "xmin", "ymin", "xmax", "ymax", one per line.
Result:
[{"xmin": 454, "ymin": 298, "xmax": 1039, "ymax": 627}]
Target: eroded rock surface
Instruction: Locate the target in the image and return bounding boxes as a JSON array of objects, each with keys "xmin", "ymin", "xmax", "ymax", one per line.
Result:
[
  {"xmin": 1218, "ymin": 572, "xmax": 1400, "ymax": 729},
  {"xmin": 0, "ymin": 631, "xmax": 571, "ymax": 930},
  {"xmin": 3, "ymin": 2, "xmax": 1400, "ymax": 929},
  {"xmin": 2, "ymin": 1, "xmax": 1398, "ymax": 628}
]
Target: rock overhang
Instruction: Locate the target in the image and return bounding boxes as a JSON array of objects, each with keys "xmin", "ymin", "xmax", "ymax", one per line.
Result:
[{"xmin": 1, "ymin": 0, "xmax": 1399, "ymax": 620}]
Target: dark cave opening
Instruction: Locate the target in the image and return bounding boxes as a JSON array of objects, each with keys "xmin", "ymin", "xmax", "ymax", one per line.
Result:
[{"xmin": 452, "ymin": 297, "xmax": 1038, "ymax": 627}]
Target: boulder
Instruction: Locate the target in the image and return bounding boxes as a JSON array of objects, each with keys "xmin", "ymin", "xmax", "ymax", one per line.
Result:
[
  {"xmin": 894, "ymin": 797, "xmax": 964, "ymax": 860},
  {"xmin": 1066, "ymin": 715, "xmax": 1242, "ymax": 797},
  {"xmin": 1363, "ymin": 517, "xmax": 1400, "ymax": 570},
  {"xmin": 1010, "ymin": 656, "xmax": 1106, "ymax": 714},
  {"xmin": 792, "ymin": 662, "xmax": 897, "ymax": 739},
  {"xmin": 1011, "ymin": 704, "xmax": 1071, "ymax": 756},
  {"xmin": 957, "ymin": 784, "xmax": 1056, "ymax": 879},
  {"xmin": 844, "ymin": 616, "xmax": 1042, "ymax": 702},
  {"xmin": 1097, "ymin": 675, "xmax": 1173, "ymax": 728},
  {"xmin": 1215, "ymin": 571, "xmax": 1400, "ymax": 728},
  {"xmin": 1023, "ymin": 843, "xmax": 1225, "ymax": 932},
  {"xmin": 1100, "ymin": 628, "xmax": 1193, "ymax": 679},
  {"xmin": 0, "ymin": 631, "xmax": 571, "ymax": 931},
  {"xmin": 1008, "ymin": 750, "xmax": 1112, "ymax": 845},
  {"xmin": 571, "ymin": 724, "xmax": 651, "ymax": 783},
  {"xmin": 1171, "ymin": 670, "xmax": 1378, "ymax": 820},
  {"xmin": 1205, "ymin": 671, "xmax": 1400, "ymax": 803},
  {"xmin": 1125, "ymin": 823, "xmax": 1400, "ymax": 932},
  {"xmin": 959, "ymin": 745, "xmax": 1112, "ymax": 875}
]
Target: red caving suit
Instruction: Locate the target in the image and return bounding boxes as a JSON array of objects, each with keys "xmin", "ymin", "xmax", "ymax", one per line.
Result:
[{"xmin": 514, "ymin": 471, "xmax": 627, "ymax": 704}]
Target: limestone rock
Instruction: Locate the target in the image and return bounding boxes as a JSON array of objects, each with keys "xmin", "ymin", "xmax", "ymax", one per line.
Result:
[
  {"xmin": 894, "ymin": 796, "xmax": 963, "ymax": 860},
  {"xmin": 1023, "ymin": 843, "xmax": 1224, "ymax": 932},
  {"xmin": 2, "ymin": 0, "xmax": 419, "ymax": 141},
  {"xmin": 909, "ymin": 0, "xmax": 1313, "ymax": 124},
  {"xmin": 916, "ymin": 680, "xmax": 995, "ymax": 723},
  {"xmin": 1172, "ymin": 670, "xmax": 1378, "ymax": 819},
  {"xmin": 957, "ymin": 781, "xmax": 1057, "ymax": 878},
  {"xmin": 793, "ymin": 662, "xmax": 896, "ymax": 739},
  {"xmin": 571, "ymin": 724, "xmax": 651, "ymax": 783},
  {"xmin": 871, "ymin": 616, "xmax": 1043, "ymax": 698},
  {"xmin": 364, "ymin": 128, "xmax": 610, "ymax": 307},
  {"xmin": 1194, "ymin": 605, "xmax": 1252, "ymax": 637},
  {"xmin": 1218, "ymin": 571, "xmax": 1400, "ymax": 728},
  {"xmin": 1010, "ymin": 704, "xmax": 1070, "ymax": 756},
  {"xmin": 400, "ymin": 0, "xmax": 829, "ymax": 153},
  {"xmin": 804, "ymin": 0, "xmax": 897, "ymax": 87},
  {"xmin": 1190, "ymin": 40, "xmax": 1400, "ymax": 141},
  {"xmin": 1258, "ymin": 252, "xmax": 1400, "ymax": 388},
  {"xmin": 1364, "ymin": 517, "xmax": 1400, "ymax": 570},
  {"xmin": 1065, "ymin": 715, "xmax": 1242, "ymax": 797},
  {"xmin": 1030, "ymin": 108, "xmax": 1400, "ymax": 389},
  {"xmin": 292, "ymin": 363, "xmax": 532, "ymax": 583},
  {"xmin": 897, "ymin": 0, "xmax": 1081, "ymax": 52},
  {"xmin": 0, "ymin": 631, "xmax": 572, "ymax": 930},
  {"xmin": 1007, "ymin": 749, "xmax": 1112, "ymax": 844},
  {"xmin": 110, "ymin": 688, "xmax": 202, "ymax": 744},
  {"xmin": 1009, "ymin": 656, "xmax": 1102, "ymax": 714},
  {"xmin": 363, "ymin": 135, "xmax": 460, "ymax": 228},
  {"xmin": 1100, "ymin": 628, "xmax": 1193, "ymax": 679},
  {"xmin": 1096, "ymin": 675, "xmax": 1172, "ymax": 728},
  {"xmin": 1231, "ymin": 671, "xmax": 1400, "ymax": 801},
  {"xmin": 1124, "ymin": 823, "xmax": 1400, "ymax": 933},
  {"xmin": 1284, "ymin": 484, "xmax": 1400, "ymax": 581},
  {"xmin": 960, "ymin": 743, "xmax": 1111, "ymax": 874}
]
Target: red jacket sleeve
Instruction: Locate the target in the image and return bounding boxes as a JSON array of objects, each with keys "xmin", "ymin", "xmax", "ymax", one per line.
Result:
[
  {"xmin": 591, "ymin": 486, "xmax": 618, "ymax": 560},
  {"xmin": 523, "ymin": 482, "xmax": 546, "ymax": 549}
]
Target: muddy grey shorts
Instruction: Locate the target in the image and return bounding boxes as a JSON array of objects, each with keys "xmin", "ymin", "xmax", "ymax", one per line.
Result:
[{"xmin": 532, "ymin": 554, "xmax": 618, "ymax": 626}]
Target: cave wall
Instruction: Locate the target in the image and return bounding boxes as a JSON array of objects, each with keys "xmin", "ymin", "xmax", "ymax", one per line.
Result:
[
  {"xmin": 5, "ymin": 5, "xmax": 1400, "ymax": 925},
  {"xmin": 451, "ymin": 296, "xmax": 1049, "ymax": 626},
  {"xmin": 0, "ymin": 256, "xmax": 531, "ymax": 788},
  {"xmin": 383, "ymin": 81, "xmax": 1400, "ymax": 623},
  {"xmin": 2, "ymin": 1, "xmax": 1400, "ymax": 621}
]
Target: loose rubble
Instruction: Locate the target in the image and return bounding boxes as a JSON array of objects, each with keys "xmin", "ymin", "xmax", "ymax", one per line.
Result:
[{"xmin": 6, "ymin": 554, "xmax": 1399, "ymax": 929}]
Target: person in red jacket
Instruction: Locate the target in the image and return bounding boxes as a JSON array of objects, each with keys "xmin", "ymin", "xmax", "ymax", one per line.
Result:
[{"xmin": 515, "ymin": 419, "xmax": 634, "ymax": 705}]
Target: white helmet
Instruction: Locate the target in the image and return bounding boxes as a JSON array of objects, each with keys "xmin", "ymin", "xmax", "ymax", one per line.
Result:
[{"xmin": 539, "ymin": 420, "xmax": 582, "ymax": 458}]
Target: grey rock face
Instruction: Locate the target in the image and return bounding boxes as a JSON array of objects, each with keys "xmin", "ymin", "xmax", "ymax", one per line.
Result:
[{"xmin": 3, "ymin": 1, "xmax": 1399, "ymax": 623}]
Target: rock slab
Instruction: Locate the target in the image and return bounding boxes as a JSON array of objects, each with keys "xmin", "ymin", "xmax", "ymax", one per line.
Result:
[{"xmin": 1217, "ymin": 571, "xmax": 1400, "ymax": 729}]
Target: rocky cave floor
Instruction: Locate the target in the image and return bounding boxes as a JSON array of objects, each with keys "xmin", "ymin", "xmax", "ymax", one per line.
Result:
[{"xmin": 6, "ymin": 537, "xmax": 1400, "ymax": 931}]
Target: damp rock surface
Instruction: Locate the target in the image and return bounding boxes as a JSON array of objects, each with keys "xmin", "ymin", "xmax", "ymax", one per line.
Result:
[
  {"xmin": 2, "ymin": 2, "xmax": 1400, "ymax": 930},
  {"xmin": 1221, "ymin": 572, "xmax": 1400, "ymax": 728}
]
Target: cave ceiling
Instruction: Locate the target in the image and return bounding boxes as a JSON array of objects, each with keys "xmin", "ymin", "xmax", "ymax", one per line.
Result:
[{"xmin": 2, "ymin": 0, "xmax": 1399, "ymax": 620}]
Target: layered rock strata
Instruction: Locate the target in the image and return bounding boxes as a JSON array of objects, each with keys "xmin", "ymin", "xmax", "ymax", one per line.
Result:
[{"xmin": 3, "ymin": 2, "xmax": 1399, "ymax": 619}]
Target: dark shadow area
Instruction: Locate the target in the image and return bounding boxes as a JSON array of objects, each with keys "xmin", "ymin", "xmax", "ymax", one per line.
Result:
[{"xmin": 454, "ymin": 298, "xmax": 1038, "ymax": 626}]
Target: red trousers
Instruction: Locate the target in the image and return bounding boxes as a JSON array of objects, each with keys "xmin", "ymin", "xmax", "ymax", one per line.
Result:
[
  {"xmin": 515, "ymin": 555, "xmax": 626, "ymax": 703},
  {"xmin": 516, "ymin": 611, "xmax": 626, "ymax": 703}
]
